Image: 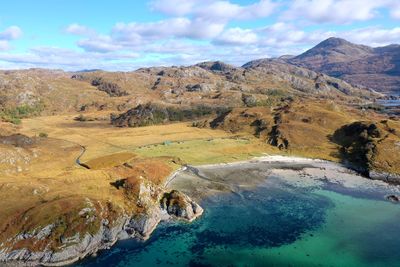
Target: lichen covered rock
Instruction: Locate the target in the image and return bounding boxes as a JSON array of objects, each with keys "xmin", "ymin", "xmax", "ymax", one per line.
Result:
[{"xmin": 161, "ymin": 190, "xmax": 203, "ymax": 222}]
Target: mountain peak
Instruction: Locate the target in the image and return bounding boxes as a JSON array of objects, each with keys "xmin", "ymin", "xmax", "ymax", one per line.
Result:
[
  {"xmin": 316, "ymin": 37, "xmax": 350, "ymax": 47},
  {"xmin": 289, "ymin": 37, "xmax": 374, "ymax": 68},
  {"xmin": 309, "ymin": 37, "xmax": 373, "ymax": 53}
]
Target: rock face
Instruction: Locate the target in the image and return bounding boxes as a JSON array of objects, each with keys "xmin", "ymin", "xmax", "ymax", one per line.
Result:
[
  {"xmin": 110, "ymin": 103, "xmax": 168, "ymax": 127},
  {"xmin": 332, "ymin": 121, "xmax": 400, "ymax": 182},
  {"xmin": 72, "ymin": 75, "xmax": 128, "ymax": 97},
  {"xmin": 332, "ymin": 121, "xmax": 381, "ymax": 174},
  {"xmin": 242, "ymin": 58, "xmax": 376, "ymax": 98},
  {"xmin": 287, "ymin": 37, "xmax": 400, "ymax": 95},
  {"xmin": 0, "ymin": 187, "xmax": 203, "ymax": 266},
  {"xmin": 0, "ymin": 216, "xmax": 128, "ymax": 267},
  {"xmin": 161, "ymin": 190, "xmax": 204, "ymax": 222}
]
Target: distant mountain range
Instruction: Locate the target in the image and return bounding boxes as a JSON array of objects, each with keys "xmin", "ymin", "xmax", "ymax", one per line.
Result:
[{"xmin": 283, "ymin": 37, "xmax": 400, "ymax": 95}]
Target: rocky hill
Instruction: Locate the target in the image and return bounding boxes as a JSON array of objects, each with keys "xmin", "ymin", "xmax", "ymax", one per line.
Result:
[
  {"xmin": 1, "ymin": 60, "xmax": 379, "ymax": 125},
  {"xmin": 195, "ymin": 98, "xmax": 400, "ymax": 182},
  {"xmin": 286, "ymin": 37, "xmax": 400, "ymax": 95}
]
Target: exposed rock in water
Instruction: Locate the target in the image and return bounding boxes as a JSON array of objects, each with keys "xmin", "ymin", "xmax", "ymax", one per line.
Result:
[
  {"xmin": 0, "ymin": 216, "xmax": 129, "ymax": 267},
  {"xmin": 386, "ymin": 194, "xmax": 400, "ymax": 203},
  {"xmin": 0, "ymin": 185, "xmax": 202, "ymax": 266},
  {"xmin": 161, "ymin": 190, "xmax": 203, "ymax": 222}
]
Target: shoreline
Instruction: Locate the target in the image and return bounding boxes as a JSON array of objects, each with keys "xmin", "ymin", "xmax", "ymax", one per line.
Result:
[{"xmin": 2, "ymin": 155, "xmax": 399, "ymax": 266}]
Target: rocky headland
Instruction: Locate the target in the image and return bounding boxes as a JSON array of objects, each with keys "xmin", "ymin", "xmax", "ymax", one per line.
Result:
[{"xmin": 0, "ymin": 177, "xmax": 203, "ymax": 266}]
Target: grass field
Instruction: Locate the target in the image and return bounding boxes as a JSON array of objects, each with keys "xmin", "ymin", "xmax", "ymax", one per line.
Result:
[
  {"xmin": 19, "ymin": 113, "xmax": 265, "ymax": 162},
  {"xmin": 0, "ymin": 113, "xmax": 277, "ymax": 251}
]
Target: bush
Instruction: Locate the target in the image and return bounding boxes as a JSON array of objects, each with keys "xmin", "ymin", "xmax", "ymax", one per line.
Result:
[{"xmin": 39, "ymin": 132, "xmax": 48, "ymax": 138}]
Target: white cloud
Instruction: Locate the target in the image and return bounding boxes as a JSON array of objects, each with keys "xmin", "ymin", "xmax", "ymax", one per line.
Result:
[
  {"xmin": 78, "ymin": 17, "xmax": 225, "ymax": 53},
  {"xmin": 0, "ymin": 41, "xmax": 10, "ymax": 51},
  {"xmin": 112, "ymin": 17, "xmax": 225, "ymax": 41},
  {"xmin": 78, "ymin": 35, "xmax": 122, "ymax": 53},
  {"xmin": 63, "ymin": 1, "xmax": 279, "ymax": 55},
  {"xmin": 0, "ymin": 26, "xmax": 22, "ymax": 40},
  {"xmin": 150, "ymin": 0, "xmax": 198, "ymax": 16},
  {"xmin": 0, "ymin": 46, "xmax": 139, "ymax": 70},
  {"xmin": 283, "ymin": 0, "xmax": 390, "ymax": 24},
  {"xmin": 151, "ymin": 0, "xmax": 278, "ymax": 21},
  {"xmin": 390, "ymin": 1, "xmax": 400, "ymax": 19},
  {"xmin": 0, "ymin": 26, "xmax": 22, "ymax": 51},
  {"xmin": 2, "ymin": 1, "xmax": 400, "ymax": 70},
  {"xmin": 197, "ymin": 0, "xmax": 278, "ymax": 20},
  {"xmin": 214, "ymin": 28, "xmax": 258, "ymax": 45},
  {"xmin": 340, "ymin": 26, "xmax": 400, "ymax": 47},
  {"xmin": 65, "ymin": 23, "xmax": 95, "ymax": 36}
]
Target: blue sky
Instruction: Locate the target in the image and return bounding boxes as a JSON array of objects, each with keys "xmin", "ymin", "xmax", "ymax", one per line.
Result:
[{"xmin": 0, "ymin": 0, "xmax": 399, "ymax": 70}]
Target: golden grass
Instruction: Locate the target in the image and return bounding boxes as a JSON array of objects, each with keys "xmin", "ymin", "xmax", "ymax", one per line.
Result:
[
  {"xmin": 135, "ymin": 137, "xmax": 277, "ymax": 165},
  {"xmin": 0, "ymin": 113, "xmax": 274, "ymax": 248},
  {"xmin": 1, "ymin": 101, "xmax": 399, "ymax": 251},
  {"xmin": 83, "ymin": 152, "xmax": 136, "ymax": 169},
  {"xmin": 19, "ymin": 114, "xmax": 235, "ymax": 161}
]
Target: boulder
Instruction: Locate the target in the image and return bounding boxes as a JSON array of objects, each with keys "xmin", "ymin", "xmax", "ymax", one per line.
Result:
[{"xmin": 161, "ymin": 190, "xmax": 203, "ymax": 222}]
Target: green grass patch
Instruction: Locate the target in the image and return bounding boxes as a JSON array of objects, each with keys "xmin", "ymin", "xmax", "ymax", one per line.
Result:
[
  {"xmin": 134, "ymin": 138, "xmax": 268, "ymax": 165},
  {"xmin": 0, "ymin": 102, "xmax": 45, "ymax": 124}
]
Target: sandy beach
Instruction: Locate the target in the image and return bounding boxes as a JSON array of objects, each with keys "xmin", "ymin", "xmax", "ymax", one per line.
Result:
[{"xmin": 166, "ymin": 155, "xmax": 400, "ymax": 200}]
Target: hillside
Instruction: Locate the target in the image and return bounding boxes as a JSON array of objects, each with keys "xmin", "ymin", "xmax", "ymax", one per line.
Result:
[
  {"xmin": 287, "ymin": 37, "xmax": 400, "ymax": 95},
  {"xmin": 0, "ymin": 58, "xmax": 399, "ymax": 266},
  {"xmin": 195, "ymin": 98, "xmax": 400, "ymax": 181},
  {"xmin": 0, "ymin": 60, "xmax": 378, "ymax": 125}
]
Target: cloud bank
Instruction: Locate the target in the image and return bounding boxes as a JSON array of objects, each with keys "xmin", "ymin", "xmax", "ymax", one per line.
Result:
[{"xmin": 0, "ymin": 0, "xmax": 399, "ymax": 70}]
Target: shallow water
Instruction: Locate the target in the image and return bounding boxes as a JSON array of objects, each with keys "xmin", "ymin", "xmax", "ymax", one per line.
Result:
[{"xmin": 74, "ymin": 169, "xmax": 400, "ymax": 267}]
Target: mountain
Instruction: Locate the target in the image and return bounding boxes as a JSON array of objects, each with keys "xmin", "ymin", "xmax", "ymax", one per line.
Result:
[
  {"xmin": 287, "ymin": 37, "xmax": 400, "ymax": 95},
  {"xmin": 0, "ymin": 60, "xmax": 377, "ymax": 122}
]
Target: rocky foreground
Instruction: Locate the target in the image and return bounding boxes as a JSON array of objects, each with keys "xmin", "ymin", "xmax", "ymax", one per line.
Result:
[{"xmin": 0, "ymin": 185, "xmax": 202, "ymax": 267}]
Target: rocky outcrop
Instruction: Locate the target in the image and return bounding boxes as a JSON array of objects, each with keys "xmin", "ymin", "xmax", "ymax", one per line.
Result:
[
  {"xmin": 161, "ymin": 190, "xmax": 204, "ymax": 222},
  {"xmin": 369, "ymin": 171, "xmax": 400, "ymax": 184},
  {"xmin": 0, "ymin": 186, "xmax": 202, "ymax": 266},
  {"xmin": 386, "ymin": 194, "xmax": 400, "ymax": 203},
  {"xmin": 90, "ymin": 77, "xmax": 128, "ymax": 97},
  {"xmin": 332, "ymin": 121, "xmax": 400, "ymax": 182},
  {"xmin": 331, "ymin": 121, "xmax": 381, "ymax": 175},
  {"xmin": 110, "ymin": 103, "xmax": 228, "ymax": 128},
  {"xmin": 0, "ymin": 134, "xmax": 35, "ymax": 147},
  {"xmin": 110, "ymin": 103, "xmax": 168, "ymax": 127},
  {"xmin": 0, "ymin": 216, "xmax": 128, "ymax": 267}
]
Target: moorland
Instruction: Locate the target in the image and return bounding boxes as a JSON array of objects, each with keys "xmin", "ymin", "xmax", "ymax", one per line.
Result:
[{"xmin": 1, "ymin": 37, "xmax": 400, "ymax": 266}]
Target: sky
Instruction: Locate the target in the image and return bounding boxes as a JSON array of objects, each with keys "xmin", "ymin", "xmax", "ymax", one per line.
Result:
[{"xmin": 0, "ymin": 0, "xmax": 399, "ymax": 71}]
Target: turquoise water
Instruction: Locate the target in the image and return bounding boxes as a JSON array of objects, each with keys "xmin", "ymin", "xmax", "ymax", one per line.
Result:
[{"xmin": 74, "ymin": 176, "xmax": 400, "ymax": 267}]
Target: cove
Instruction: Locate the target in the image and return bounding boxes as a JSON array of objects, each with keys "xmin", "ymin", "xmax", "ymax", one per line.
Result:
[{"xmin": 73, "ymin": 158, "xmax": 400, "ymax": 267}]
